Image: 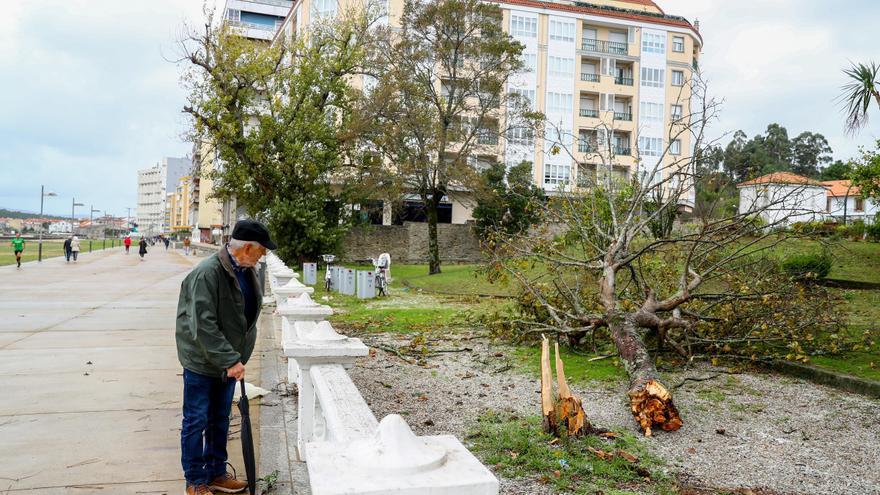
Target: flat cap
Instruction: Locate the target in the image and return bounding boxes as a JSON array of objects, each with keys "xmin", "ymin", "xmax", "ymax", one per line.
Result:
[{"xmin": 231, "ymin": 219, "xmax": 277, "ymax": 250}]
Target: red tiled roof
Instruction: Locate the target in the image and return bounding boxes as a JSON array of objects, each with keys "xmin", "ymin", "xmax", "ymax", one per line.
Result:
[
  {"xmin": 497, "ymin": 0, "xmax": 700, "ymax": 43},
  {"xmin": 737, "ymin": 172, "xmax": 827, "ymax": 188},
  {"xmin": 822, "ymin": 180, "xmax": 861, "ymax": 197}
]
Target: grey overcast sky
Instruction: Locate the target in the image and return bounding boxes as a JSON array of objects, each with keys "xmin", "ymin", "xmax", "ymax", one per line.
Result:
[{"xmin": 0, "ymin": 0, "xmax": 877, "ymax": 216}]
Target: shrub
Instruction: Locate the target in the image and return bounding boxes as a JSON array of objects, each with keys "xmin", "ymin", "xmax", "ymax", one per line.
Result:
[
  {"xmin": 848, "ymin": 219, "xmax": 867, "ymax": 240},
  {"xmin": 867, "ymin": 223, "xmax": 880, "ymax": 242},
  {"xmin": 782, "ymin": 252, "xmax": 832, "ymax": 279}
]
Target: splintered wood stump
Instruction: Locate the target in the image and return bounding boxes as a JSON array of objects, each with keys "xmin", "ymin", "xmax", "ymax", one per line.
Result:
[
  {"xmin": 628, "ymin": 379, "xmax": 683, "ymax": 436},
  {"xmin": 540, "ymin": 336, "xmax": 595, "ymax": 437}
]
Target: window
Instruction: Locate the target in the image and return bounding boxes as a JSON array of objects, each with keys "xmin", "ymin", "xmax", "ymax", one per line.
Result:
[
  {"xmin": 511, "ymin": 15, "xmax": 537, "ymax": 38},
  {"xmin": 672, "ymin": 36, "xmax": 685, "ymax": 53},
  {"xmin": 640, "ymin": 102, "xmax": 663, "ymax": 122},
  {"xmin": 508, "ymin": 126, "xmax": 534, "ymax": 146},
  {"xmin": 672, "ymin": 70, "xmax": 684, "ymax": 86},
  {"xmin": 312, "ymin": 0, "xmax": 337, "ymax": 18},
  {"xmin": 641, "ymin": 32, "xmax": 665, "ymax": 53},
  {"xmin": 520, "ymin": 53, "xmax": 537, "ymax": 74},
  {"xmin": 640, "ymin": 67, "xmax": 664, "ymax": 88},
  {"xmin": 671, "ymin": 104, "xmax": 683, "ymax": 120},
  {"xmin": 548, "ymin": 56, "xmax": 574, "ymax": 78},
  {"xmin": 226, "ymin": 9, "xmax": 241, "ymax": 22},
  {"xmin": 549, "ymin": 20, "xmax": 575, "ymax": 42},
  {"xmin": 544, "ymin": 163, "xmax": 571, "ymax": 186},
  {"xmin": 670, "ymin": 139, "xmax": 681, "ymax": 155},
  {"xmin": 509, "ymin": 87, "xmax": 535, "ymax": 110},
  {"xmin": 855, "ymin": 197, "xmax": 865, "ymax": 212},
  {"xmin": 639, "ymin": 137, "xmax": 663, "ymax": 157},
  {"xmin": 827, "ymin": 197, "xmax": 832, "ymax": 212},
  {"xmin": 546, "ymin": 92, "xmax": 573, "ymax": 114}
]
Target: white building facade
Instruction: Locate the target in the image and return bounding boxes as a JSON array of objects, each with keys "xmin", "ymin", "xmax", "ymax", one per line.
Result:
[
  {"xmin": 824, "ymin": 180, "xmax": 878, "ymax": 224},
  {"xmin": 737, "ymin": 173, "xmax": 828, "ymax": 226},
  {"xmin": 136, "ymin": 157, "xmax": 191, "ymax": 235}
]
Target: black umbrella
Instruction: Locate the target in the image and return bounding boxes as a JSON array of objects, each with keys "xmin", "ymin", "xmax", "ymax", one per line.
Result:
[{"xmin": 237, "ymin": 379, "xmax": 257, "ymax": 495}]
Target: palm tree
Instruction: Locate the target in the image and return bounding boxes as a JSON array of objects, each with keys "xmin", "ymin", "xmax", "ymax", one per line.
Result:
[{"xmin": 840, "ymin": 61, "xmax": 880, "ymax": 135}]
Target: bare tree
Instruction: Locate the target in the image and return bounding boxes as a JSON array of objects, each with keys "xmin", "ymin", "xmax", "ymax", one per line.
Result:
[{"xmin": 486, "ymin": 74, "xmax": 834, "ymax": 435}]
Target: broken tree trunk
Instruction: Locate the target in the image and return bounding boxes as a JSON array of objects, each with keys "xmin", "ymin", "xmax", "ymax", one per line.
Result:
[
  {"xmin": 609, "ymin": 313, "xmax": 683, "ymax": 436},
  {"xmin": 540, "ymin": 336, "xmax": 595, "ymax": 437}
]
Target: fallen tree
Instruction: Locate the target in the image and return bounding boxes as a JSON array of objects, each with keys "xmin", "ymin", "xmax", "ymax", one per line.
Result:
[{"xmin": 486, "ymin": 75, "xmax": 844, "ymax": 435}]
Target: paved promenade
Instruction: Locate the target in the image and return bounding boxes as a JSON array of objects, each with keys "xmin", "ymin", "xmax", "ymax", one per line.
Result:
[{"xmin": 0, "ymin": 247, "xmax": 255, "ymax": 494}]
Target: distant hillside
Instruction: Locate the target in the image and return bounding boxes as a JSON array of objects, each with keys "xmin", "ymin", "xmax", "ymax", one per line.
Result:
[{"xmin": 0, "ymin": 208, "xmax": 68, "ymax": 220}]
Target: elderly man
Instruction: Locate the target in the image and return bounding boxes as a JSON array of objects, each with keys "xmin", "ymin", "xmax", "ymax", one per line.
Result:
[{"xmin": 175, "ymin": 219, "xmax": 276, "ymax": 495}]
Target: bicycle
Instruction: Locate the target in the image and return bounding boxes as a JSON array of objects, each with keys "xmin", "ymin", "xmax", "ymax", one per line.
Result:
[{"xmin": 372, "ymin": 254, "xmax": 390, "ymax": 296}]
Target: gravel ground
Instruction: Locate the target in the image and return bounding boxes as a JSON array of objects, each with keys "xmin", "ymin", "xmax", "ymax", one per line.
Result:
[{"xmin": 347, "ymin": 331, "xmax": 880, "ymax": 495}]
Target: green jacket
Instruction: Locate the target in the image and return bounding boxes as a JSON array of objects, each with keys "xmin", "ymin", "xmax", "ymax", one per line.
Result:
[{"xmin": 175, "ymin": 248, "xmax": 262, "ymax": 377}]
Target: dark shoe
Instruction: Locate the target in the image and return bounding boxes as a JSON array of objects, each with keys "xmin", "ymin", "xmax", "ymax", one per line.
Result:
[
  {"xmin": 184, "ymin": 485, "xmax": 213, "ymax": 495},
  {"xmin": 209, "ymin": 472, "xmax": 248, "ymax": 493}
]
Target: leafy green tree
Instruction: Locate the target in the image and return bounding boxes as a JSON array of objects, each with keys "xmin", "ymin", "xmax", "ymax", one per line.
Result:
[
  {"xmin": 762, "ymin": 123, "xmax": 792, "ymax": 170},
  {"xmin": 840, "ymin": 61, "xmax": 880, "ymax": 135},
  {"xmin": 820, "ymin": 160, "xmax": 853, "ymax": 181},
  {"xmin": 365, "ymin": 0, "xmax": 532, "ymax": 275},
  {"xmin": 472, "ymin": 161, "xmax": 544, "ymax": 238},
  {"xmin": 179, "ymin": 10, "xmax": 375, "ymax": 262},
  {"xmin": 850, "ymin": 140, "xmax": 880, "ymax": 205},
  {"xmin": 791, "ymin": 131, "xmax": 832, "ymax": 177}
]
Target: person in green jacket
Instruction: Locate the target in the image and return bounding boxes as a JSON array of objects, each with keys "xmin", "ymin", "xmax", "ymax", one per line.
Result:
[
  {"xmin": 10, "ymin": 233, "xmax": 25, "ymax": 268},
  {"xmin": 175, "ymin": 219, "xmax": 275, "ymax": 495}
]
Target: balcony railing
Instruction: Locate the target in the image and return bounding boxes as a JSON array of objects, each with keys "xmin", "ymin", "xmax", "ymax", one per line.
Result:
[
  {"xmin": 579, "ymin": 109, "xmax": 599, "ymax": 118},
  {"xmin": 227, "ymin": 19, "xmax": 278, "ymax": 31},
  {"xmin": 613, "ymin": 145, "xmax": 631, "ymax": 155},
  {"xmin": 613, "ymin": 112, "xmax": 632, "ymax": 121},
  {"xmin": 614, "ymin": 76, "xmax": 634, "ymax": 86},
  {"xmin": 477, "ymin": 134, "xmax": 499, "ymax": 145},
  {"xmin": 578, "ymin": 142, "xmax": 597, "ymax": 153},
  {"xmin": 580, "ymin": 73, "xmax": 600, "ymax": 83},
  {"xmin": 581, "ymin": 39, "xmax": 628, "ymax": 55}
]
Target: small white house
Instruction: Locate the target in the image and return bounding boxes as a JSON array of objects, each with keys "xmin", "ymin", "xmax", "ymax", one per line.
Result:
[
  {"xmin": 48, "ymin": 220, "xmax": 73, "ymax": 234},
  {"xmin": 737, "ymin": 172, "xmax": 828, "ymax": 226},
  {"xmin": 823, "ymin": 180, "xmax": 878, "ymax": 224}
]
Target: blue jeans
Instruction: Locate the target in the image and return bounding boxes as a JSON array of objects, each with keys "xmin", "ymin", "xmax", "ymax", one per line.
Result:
[{"xmin": 181, "ymin": 369, "xmax": 236, "ymax": 486}]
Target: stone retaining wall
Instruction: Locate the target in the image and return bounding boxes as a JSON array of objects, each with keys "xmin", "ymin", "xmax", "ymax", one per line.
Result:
[{"xmin": 342, "ymin": 222, "xmax": 483, "ymax": 263}]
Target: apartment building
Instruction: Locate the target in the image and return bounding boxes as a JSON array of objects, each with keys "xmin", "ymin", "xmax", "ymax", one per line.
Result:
[
  {"xmin": 224, "ymin": 0, "xmax": 294, "ymax": 40},
  {"xmin": 275, "ymin": 0, "xmax": 701, "ymax": 222},
  {"xmin": 136, "ymin": 157, "xmax": 191, "ymax": 235}
]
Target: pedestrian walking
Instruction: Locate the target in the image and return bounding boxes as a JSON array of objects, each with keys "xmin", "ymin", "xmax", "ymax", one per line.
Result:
[
  {"xmin": 175, "ymin": 219, "xmax": 274, "ymax": 495},
  {"xmin": 183, "ymin": 237, "xmax": 191, "ymax": 256},
  {"xmin": 70, "ymin": 236, "xmax": 81, "ymax": 262},
  {"xmin": 164, "ymin": 237, "xmax": 170, "ymax": 250},
  {"xmin": 124, "ymin": 235, "xmax": 131, "ymax": 254},
  {"xmin": 138, "ymin": 237, "xmax": 147, "ymax": 260},
  {"xmin": 10, "ymin": 233, "xmax": 25, "ymax": 269},
  {"xmin": 63, "ymin": 236, "xmax": 72, "ymax": 262}
]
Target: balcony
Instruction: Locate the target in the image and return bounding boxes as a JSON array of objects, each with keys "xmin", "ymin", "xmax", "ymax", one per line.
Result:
[
  {"xmin": 581, "ymin": 39, "xmax": 628, "ymax": 55},
  {"xmin": 580, "ymin": 73, "xmax": 600, "ymax": 83},
  {"xmin": 578, "ymin": 141, "xmax": 597, "ymax": 153},
  {"xmin": 613, "ymin": 145, "xmax": 631, "ymax": 155},
  {"xmin": 614, "ymin": 76, "xmax": 634, "ymax": 86},
  {"xmin": 579, "ymin": 109, "xmax": 599, "ymax": 118},
  {"xmin": 477, "ymin": 133, "xmax": 499, "ymax": 145},
  {"xmin": 613, "ymin": 112, "xmax": 632, "ymax": 121}
]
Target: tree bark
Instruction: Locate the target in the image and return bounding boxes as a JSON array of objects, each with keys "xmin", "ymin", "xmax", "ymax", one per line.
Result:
[
  {"xmin": 426, "ymin": 196, "xmax": 442, "ymax": 275},
  {"xmin": 608, "ymin": 312, "xmax": 683, "ymax": 436}
]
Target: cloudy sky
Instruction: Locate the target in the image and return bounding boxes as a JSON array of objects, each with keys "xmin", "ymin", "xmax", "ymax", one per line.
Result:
[{"xmin": 0, "ymin": 0, "xmax": 877, "ymax": 216}]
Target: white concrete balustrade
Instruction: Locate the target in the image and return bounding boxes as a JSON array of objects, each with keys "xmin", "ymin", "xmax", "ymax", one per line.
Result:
[{"xmin": 265, "ymin": 252, "xmax": 499, "ymax": 495}]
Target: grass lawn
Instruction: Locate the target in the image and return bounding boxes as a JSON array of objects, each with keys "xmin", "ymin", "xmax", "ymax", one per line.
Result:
[
  {"xmin": 468, "ymin": 412, "xmax": 676, "ymax": 495},
  {"xmin": 1, "ymin": 239, "xmax": 120, "ymax": 266}
]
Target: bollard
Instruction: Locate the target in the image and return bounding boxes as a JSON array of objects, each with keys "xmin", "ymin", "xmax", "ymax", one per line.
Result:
[
  {"xmin": 103, "ymin": 239, "xmax": 106, "ymax": 250},
  {"xmin": 89, "ymin": 240, "xmax": 92, "ymax": 252}
]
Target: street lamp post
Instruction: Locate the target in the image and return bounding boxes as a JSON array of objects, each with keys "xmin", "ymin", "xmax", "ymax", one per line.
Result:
[
  {"xmin": 38, "ymin": 186, "xmax": 57, "ymax": 262},
  {"xmin": 71, "ymin": 198, "xmax": 84, "ymax": 236}
]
